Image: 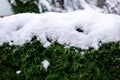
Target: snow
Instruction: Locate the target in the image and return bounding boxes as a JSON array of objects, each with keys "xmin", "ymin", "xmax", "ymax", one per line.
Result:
[
  {"xmin": 38, "ymin": 0, "xmax": 52, "ymax": 12},
  {"xmin": 107, "ymin": 0, "xmax": 120, "ymax": 4},
  {"xmin": 42, "ymin": 60, "xmax": 50, "ymax": 71},
  {"xmin": 0, "ymin": 0, "xmax": 13, "ymax": 16},
  {"xmin": 16, "ymin": 70, "xmax": 21, "ymax": 74},
  {"xmin": 36, "ymin": 0, "xmax": 102, "ymax": 12},
  {"xmin": 0, "ymin": 9, "xmax": 120, "ymax": 49},
  {"xmin": 80, "ymin": 52, "xmax": 85, "ymax": 56}
]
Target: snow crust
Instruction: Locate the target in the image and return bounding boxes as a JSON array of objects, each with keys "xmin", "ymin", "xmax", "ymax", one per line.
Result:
[{"xmin": 0, "ymin": 9, "xmax": 120, "ymax": 49}]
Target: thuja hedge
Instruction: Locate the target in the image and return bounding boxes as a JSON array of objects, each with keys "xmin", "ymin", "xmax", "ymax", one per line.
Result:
[{"xmin": 0, "ymin": 37, "xmax": 120, "ymax": 80}]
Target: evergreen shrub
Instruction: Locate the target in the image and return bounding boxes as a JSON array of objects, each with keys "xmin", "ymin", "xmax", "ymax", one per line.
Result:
[
  {"xmin": 10, "ymin": 0, "xmax": 39, "ymax": 13},
  {"xmin": 0, "ymin": 37, "xmax": 120, "ymax": 80}
]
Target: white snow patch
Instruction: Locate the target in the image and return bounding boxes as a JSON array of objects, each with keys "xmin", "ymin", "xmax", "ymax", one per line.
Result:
[
  {"xmin": 0, "ymin": 9, "xmax": 120, "ymax": 49},
  {"xmin": 38, "ymin": 0, "xmax": 52, "ymax": 11},
  {"xmin": 42, "ymin": 60, "xmax": 50, "ymax": 71},
  {"xmin": 80, "ymin": 51, "xmax": 85, "ymax": 56},
  {"xmin": 0, "ymin": 0, "xmax": 13, "ymax": 16},
  {"xmin": 16, "ymin": 70, "xmax": 21, "ymax": 74},
  {"xmin": 43, "ymin": 42, "xmax": 51, "ymax": 48}
]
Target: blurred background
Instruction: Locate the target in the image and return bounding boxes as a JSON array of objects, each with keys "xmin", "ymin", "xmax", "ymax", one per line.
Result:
[{"xmin": 0, "ymin": 0, "xmax": 120, "ymax": 16}]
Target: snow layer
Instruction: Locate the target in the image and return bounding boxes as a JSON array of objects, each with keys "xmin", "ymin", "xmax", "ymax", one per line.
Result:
[{"xmin": 0, "ymin": 9, "xmax": 120, "ymax": 49}]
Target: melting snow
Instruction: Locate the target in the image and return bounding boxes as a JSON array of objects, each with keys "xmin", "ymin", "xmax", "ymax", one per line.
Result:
[{"xmin": 0, "ymin": 9, "xmax": 120, "ymax": 49}]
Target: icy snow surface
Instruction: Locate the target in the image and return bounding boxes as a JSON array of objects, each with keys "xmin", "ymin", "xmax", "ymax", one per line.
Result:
[{"xmin": 0, "ymin": 9, "xmax": 120, "ymax": 49}]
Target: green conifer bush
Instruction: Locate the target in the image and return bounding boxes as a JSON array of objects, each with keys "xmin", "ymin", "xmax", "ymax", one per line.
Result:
[{"xmin": 0, "ymin": 37, "xmax": 120, "ymax": 80}]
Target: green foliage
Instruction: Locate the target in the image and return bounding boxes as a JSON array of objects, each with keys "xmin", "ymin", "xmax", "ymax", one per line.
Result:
[
  {"xmin": 10, "ymin": 0, "xmax": 39, "ymax": 13},
  {"xmin": 0, "ymin": 37, "xmax": 120, "ymax": 80}
]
